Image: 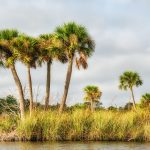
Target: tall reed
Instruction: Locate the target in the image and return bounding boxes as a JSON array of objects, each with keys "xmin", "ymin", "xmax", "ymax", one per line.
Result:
[{"xmin": 1, "ymin": 109, "xmax": 150, "ymax": 141}]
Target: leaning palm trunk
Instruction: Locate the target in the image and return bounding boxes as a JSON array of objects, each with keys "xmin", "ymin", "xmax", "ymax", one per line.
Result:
[
  {"xmin": 27, "ymin": 65, "xmax": 33, "ymax": 117},
  {"xmin": 44, "ymin": 61, "xmax": 51, "ymax": 110},
  {"xmin": 59, "ymin": 58, "xmax": 73, "ymax": 113},
  {"xmin": 130, "ymin": 87, "xmax": 136, "ymax": 110},
  {"xmin": 10, "ymin": 64, "xmax": 25, "ymax": 120}
]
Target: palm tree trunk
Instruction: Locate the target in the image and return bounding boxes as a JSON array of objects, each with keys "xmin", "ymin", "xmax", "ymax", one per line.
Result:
[
  {"xmin": 91, "ymin": 100, "xmax": 94, "ymax": 112},
  {"xmin": 27, "ymin": 65, "xmax": 33, "ymax": 117},
  {"xmin": 59, "ymin": 58, "xmax": 73, "ymax": 113},
  {"xmin": 44, "ymin": 61, "xmax": 51, "ymax": 110},
  {"xmin": 130, "ymin": 87, "xmax": 136, "ymax": 110},
  {"xmin": 10, "ymin": 64, "xmax": 25, "ymax": 120}
]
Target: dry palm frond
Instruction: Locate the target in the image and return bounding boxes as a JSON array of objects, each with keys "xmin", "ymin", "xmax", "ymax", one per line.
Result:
[{"xmin": 69, "ymin": 34, "xmax": 78, "ymax": 46}]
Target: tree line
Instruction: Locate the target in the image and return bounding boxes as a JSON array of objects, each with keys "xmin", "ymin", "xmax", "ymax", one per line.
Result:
[{"xmin": 0, "ymin": 22, "xmax": 95, "ymax": 120}]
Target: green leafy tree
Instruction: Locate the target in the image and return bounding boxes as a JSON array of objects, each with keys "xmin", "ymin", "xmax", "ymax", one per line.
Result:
[
  {"xmin": 0, "ymin": 29, "xmax": 25, "ymax": 120},
  {"xmin": 39, "ymin": 34, "xmax": 67, "ymax": 110},
  {"xmin": 119, "ymin": 71, "xmax": 143, "ymax": 110},
  {"xmin": 140, "ymin": 93, "xmax": 150, "ymax": 108},
  {"xmin": 55, "ymin": 22, "xmax": 95, "ymax": 113},
  {"xmin": 0, "ymin": 95, "xmax": 18, "ymax": 115},
  {"xmin": 12, "ymin": 34, "xmax": 39, "ymax": 116},
  {"xmin": 83, "ymin": 85, "xmax": 102, "ymax": 112}
]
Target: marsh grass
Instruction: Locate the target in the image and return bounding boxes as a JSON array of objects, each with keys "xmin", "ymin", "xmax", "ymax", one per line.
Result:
[
  {"xmin": 0, "ymin": 115, "xmax": 18, "ymax": 133},
  {"xmin": 0, "ymin": 109, "xmax": 150, "ymax": 141}
]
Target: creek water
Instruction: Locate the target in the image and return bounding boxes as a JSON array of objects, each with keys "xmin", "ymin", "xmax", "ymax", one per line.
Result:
[{"xmin": 0, "ymin": 141, "xmax": 149, "ymax": 150}]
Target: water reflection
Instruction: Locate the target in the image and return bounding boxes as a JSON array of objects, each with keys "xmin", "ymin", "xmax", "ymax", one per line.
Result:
[{"xmin": 0, "ymin": 142, "xmax": 150, "ymax": 150}]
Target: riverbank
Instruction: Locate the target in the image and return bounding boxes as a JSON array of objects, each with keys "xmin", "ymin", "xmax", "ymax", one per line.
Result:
[{"xmin": 0, "ymin": 109, "xmax": 150, "ymax": 142}]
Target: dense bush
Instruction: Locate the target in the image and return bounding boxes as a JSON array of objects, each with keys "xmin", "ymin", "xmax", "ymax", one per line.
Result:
[{"xmin": 0, "ymin": 95, "xmax": 18, "ymax": 115}]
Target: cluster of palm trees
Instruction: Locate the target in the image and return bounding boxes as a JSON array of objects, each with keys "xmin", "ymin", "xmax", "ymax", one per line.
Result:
[{"xmin": 0, "ymin": 22, "xmax": 95, "ymax": 120}]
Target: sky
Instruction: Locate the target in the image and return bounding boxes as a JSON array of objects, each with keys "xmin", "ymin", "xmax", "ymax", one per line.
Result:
[{"xmin": 0, "ymin": 0, "xmax": 150, "ymax": 107}]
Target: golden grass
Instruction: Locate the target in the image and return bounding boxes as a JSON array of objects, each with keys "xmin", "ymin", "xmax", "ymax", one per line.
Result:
[{"xmin": 0, "ymin": 109, "xmax": 150, "ymax": 141}]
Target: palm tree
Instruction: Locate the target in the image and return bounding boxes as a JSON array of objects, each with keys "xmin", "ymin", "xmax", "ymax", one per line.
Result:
[
  {"xmin": 83, "ymin": 85, "xmax": 102, "ymax": 112},
  {"xmin": 12, "ymin": 34, "xmax": 39, "ymax": 116},
  {"xmin": 119, "ymin": 71, "xmax": 143, "ymax": 110},
  {"xmin": 55, "ymin": 22, "xmax": 95, "ymax": 113},
  {"xmin": 39, "ymin": 34, "xmax": 67, "ymax": 110},
  {"xmin": 0, "ymin": 29, "xmax": 25, "ymax": 120},
  {"xmin": 140, "ymin": 93, "xmax": 150, "ymax": 107}
]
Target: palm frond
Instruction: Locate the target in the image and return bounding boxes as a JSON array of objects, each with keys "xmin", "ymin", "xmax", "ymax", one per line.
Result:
[{"xmin": 55, "ymin": 22, "xmax": 95, "ymax": 66}]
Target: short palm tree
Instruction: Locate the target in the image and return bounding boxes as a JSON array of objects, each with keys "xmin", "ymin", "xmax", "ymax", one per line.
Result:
[
  {"xmin": 39, "ymin": 34, "xmax": 67, "ymax": 110},
  {"xmin": 55, "ymin": 22, "xmax": 95, "ymax": 113},
  {"xmin": 83, "ymin": 85, "xmax": 102, "ymax": 112},
  {"xmin": 119, "ymin": 71, "xmax": 143, "ymax": 110},
  {"xmin": 12, "ymin": 34, "xmax": 39, "ymax": 116},
  {"xmin": 0, "ymin": 29, "xmax": 25, "ymax": 120},
  {"xmin": 140, "ymin": 93, "xmax": 150, "ymax": 107}
]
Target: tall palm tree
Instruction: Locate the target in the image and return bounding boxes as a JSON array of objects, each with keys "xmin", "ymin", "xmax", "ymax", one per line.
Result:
[
  {"xmin": 12, "ymin": 34, "xmax": 39, "ymax": 116},
  {"xmin": 119, "ymin": 71, "xmax": 143, "ymax": 110},
  {"xmin": 55, "ymin": 22, "xmax": 95, "ymax": 113},
  {"xmin": 0, "ymin": 29, "xmax": 25, "ymax": 120},
  {"xmin": 83, "ymin": 85, "xmax": 102, "ymax": 112},
  {"xmin": 39, "ymin": 34, "xmax": 67, "ymax": 110}
]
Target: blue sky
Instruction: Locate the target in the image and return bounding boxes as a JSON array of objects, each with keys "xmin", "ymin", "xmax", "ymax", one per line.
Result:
[{"xmin": 0, "ymin": 0, "xmax": 150, "ymax": 107}]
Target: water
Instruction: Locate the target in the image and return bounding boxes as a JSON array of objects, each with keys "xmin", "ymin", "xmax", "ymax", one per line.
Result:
[{"xmin": 0, "ymin": 142, "xmax": 149, "ymax": 150}]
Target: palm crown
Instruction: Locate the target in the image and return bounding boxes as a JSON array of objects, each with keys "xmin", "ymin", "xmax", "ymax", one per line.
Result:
[
  {"xmin": 140, "ymin": 93, "xmax": 150, "ymax": 106},
  {"xmin": 39, "ymin": 34, "xmax": 68, "ymax": 64},
  {"xmin": 0, "ymin": 29, "xmax": 19, "ymax": 67},
  {"xmin": 11, "ymin": 34, "xmax": 39, "ymax": 68},
  {"xmin": 55, "ymin": 22, "xmax": 95, "ymax": 69},
  {"xmin": 119, "ymin": 71, "xmax": 143, "ymax": 90},
  {"xmin": 84, "ymin": 85, "xmax": 102, "ymax": 102}
]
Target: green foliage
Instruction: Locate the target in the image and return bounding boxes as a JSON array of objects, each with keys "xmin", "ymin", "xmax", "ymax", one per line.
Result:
[
  {"xmin": 0, "ymin": 96, "xmax": 30, "ymax": 115},
  {"xmin": 83, "ymin": 85, "xmax": 102, "ymax": 102},
  {"xmin": 0, "ymin": 95, "xmax": 18, "ymax": 115},
  {"xmin": 140, "ymin": 93, "xmax": 150, "ymax": 107},
  {"xmin": 12, "ymin": 34, "xmax": 39, "ymax": 67},
  {"xmin": 0, "ymin": 29, "xmax": 18, "ymax": 40},
  {"xmin": 39, "ymin": 33, "xmax": 68, "ymax": 64},
  {"xmin": 55, "ymin": 22, "xmax": 95, "ymax": 69},
  {"xmin": 119, "ymin": 71, "xmax": 143, "ymax": 90},
  {"xmin": 0, "ymin": 29, "xmax": 19, "ymax": 66}
]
